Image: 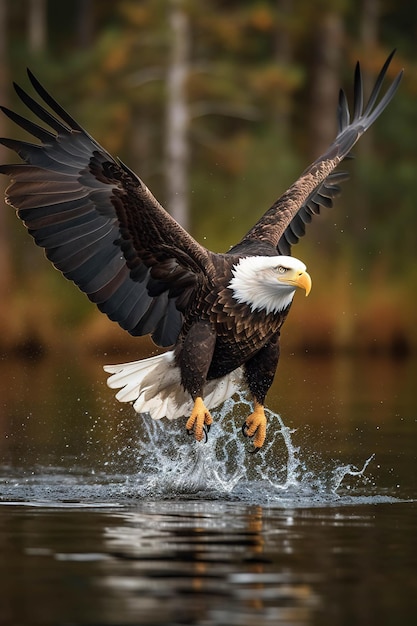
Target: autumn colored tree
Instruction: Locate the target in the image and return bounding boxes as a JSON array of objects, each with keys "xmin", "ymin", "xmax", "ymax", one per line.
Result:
[{"xmin": 0, "ymin": 0, "xmax": 416, "ymax": 352}]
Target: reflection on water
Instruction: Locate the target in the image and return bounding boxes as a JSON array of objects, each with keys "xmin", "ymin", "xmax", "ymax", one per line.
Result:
[
  {"xmin": 0, "ymin": 499, "xmax": 416, "ymax": 625},
  {"xmin": 0, "ymin": 354, "xmax": 416, "ymax": 625},
  {"xmin": 100, "ymin": 502, "xmax": 321, "ymax": 625}
]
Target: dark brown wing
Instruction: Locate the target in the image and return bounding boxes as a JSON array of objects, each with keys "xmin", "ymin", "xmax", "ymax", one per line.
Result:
[
  {"xmin": 230, "ymin": 51, "xmax": 403, "ymax": 255},
  {"xmin": 0, "ymin": 70, "xmax": 211, "ymax": 347}
]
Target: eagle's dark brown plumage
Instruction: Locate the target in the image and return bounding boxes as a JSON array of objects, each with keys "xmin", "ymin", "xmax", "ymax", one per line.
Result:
[{"xmin": 0, "ymin": 52, "xmax": 402, "ymax": 449}]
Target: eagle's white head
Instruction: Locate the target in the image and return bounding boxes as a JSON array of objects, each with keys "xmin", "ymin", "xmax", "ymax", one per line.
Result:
[{"xmin": 228, "ymin": 255, "xmax": 312, "ymax": 315}]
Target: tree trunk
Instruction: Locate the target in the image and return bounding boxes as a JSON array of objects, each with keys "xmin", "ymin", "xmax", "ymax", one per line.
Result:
[
  {"xmin": 359, "ymin": 0, "xmax": 380, "ymax": 148},
  {"xmin": 274, "ymin": 0, "xmax": 293, "ymax": 132},
  {"xmin": 0, "ymin": 0, "xmax": 13, "ymax": 330},
  {"xmin": 165, "ymin": 0, "xmax": 190, "ymax": 229},
  {"xmin": 28, "ymin": 0, "xmax": 47, "ymax": 54},
  {"xmin": 360, "ymin": 0, "xmax": 379, "ymax": 55},
  {"xmin": 308, "ymin": 11, "xmax": 344, "ymax": 160},
  {"xmin": 76, "ymin": 0, "xmax": 95, "ymax": 49},
  {"xmin": 352, "ymin": 0, "xmax": 380, "ymax": 234}
]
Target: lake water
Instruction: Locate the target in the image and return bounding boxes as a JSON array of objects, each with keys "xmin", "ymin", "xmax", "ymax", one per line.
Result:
[{"xmin": 0, "ymin": 353, "xmax": 416, "ymax": 625}]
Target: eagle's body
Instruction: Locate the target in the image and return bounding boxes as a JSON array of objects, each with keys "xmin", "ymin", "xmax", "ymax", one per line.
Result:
[
  {"xmin": 0, "ymin": 53, "xmax": 402, "ymax": 448},
  {"xmin": 174, "ymin": 252, "xmax": 291, "ymax": 378}
]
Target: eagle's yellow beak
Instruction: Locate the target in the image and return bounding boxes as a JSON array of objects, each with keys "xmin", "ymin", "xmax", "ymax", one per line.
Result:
[
  {"xmin": 278, "ymin": 269, "xmax": 312, "ymax": 296},
  {"xmin": 295, "ymin": 270, "xmax": 312, "ymax": 296}
]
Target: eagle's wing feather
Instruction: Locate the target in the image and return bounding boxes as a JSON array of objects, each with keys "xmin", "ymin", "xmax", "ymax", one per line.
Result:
[
  {"xmin": 231, "ymin": 50, "xmax": 403, "ymax": 254},
  {"xmin": 0, "ymin": 70, "xmax": 211, "ymax": 347}
]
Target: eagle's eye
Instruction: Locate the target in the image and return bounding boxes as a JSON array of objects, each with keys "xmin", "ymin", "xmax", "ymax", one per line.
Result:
[{"xmin": 276, "ymin": 265, "xmax": 287, "ymax": 274}]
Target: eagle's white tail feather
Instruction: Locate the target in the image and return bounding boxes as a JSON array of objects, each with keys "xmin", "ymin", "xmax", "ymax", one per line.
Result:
[{"xmin": 104, "ymin": 351, "xmax": 243, "ymax": 421}]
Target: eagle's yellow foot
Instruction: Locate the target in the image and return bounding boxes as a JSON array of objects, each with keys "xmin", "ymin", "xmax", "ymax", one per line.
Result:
[
  {"xmin": 242, "ymin": 402, "xmax": 267, "ymax": 451},
  {"xmin": 186, "ymin": 397, "xmax": 213, "ymax": 442}
]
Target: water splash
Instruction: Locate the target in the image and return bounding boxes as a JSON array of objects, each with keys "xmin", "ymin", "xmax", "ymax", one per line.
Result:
[
  {"xmin": 331, "ymin": 454, "xmax": 375, "ymax": 493},
  {"xmin": 127, "ymin": 391, "xmax": 378, "ymax": 505},
  {"xmin": 1, "ymin": 391, "xmax": 398, "ymax": 508}
]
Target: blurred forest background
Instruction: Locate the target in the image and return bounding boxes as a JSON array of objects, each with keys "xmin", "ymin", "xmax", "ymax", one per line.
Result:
[{"xmin": 0, "ymin": 0, "xmax": 416, "ymax": 358}]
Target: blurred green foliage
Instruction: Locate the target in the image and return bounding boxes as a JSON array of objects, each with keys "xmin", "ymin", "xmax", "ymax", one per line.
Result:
[{"xmin": 1, "ymin": 0, "xmax": 416, "ymax": 353}]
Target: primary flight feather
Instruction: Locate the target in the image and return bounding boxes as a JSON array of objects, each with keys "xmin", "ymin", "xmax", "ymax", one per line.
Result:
[{"xmin": 0, "ymin": 52, "xmax": 402, "ymax": 449}]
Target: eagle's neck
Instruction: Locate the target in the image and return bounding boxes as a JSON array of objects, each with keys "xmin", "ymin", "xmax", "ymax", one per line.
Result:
[{"xmin": 228, "ymin": 256, "xmax": 295, "ymax": 315}]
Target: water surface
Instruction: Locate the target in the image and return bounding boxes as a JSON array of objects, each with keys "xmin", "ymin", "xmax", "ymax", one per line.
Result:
[{"xmin": 0, "ymin": 354, "xmax": 416, "ymax": 625}]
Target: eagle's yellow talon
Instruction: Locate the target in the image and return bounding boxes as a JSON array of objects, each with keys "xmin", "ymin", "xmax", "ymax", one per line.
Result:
[
  {"xmin": 186, "ymin": 397, "xmax": 212, "ymax": 442},
  {"xmin": 243, "ymin": 402, "xmax": 267, "ymax": 449}
]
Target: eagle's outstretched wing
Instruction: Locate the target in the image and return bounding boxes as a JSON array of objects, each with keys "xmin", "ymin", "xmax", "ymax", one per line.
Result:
[
  {"xmin": 230, "ymin": 50, "xmax": 403, "ymax": 255},
  {"xmin": 0, "ymin": 71, "xmax": 211, "ymax": 347}
]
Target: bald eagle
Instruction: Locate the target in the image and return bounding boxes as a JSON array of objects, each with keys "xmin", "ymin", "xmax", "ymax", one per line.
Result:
[{"xmin": 0, "ymin": 53, "xmax": 402, "ymax": 450}]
